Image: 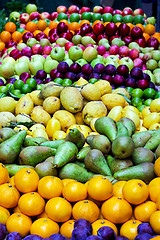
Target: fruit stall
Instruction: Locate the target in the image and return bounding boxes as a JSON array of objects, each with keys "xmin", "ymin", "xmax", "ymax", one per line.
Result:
[{"xmin": 0, "ymin": 1, "xmax": 160, "ymax": 240}]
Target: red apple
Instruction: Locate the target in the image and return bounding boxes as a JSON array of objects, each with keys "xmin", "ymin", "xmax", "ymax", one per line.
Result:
[
  {"xmin": 131, "ymin": 27, "xmax": 143, "ymax": 39},
  {"xmin": 57, "ymin": 22, "xmax": 68, "ymax": 35},
  {"xmin": 146, "ymin": 37, "xmax": 159, "ymax": 50},
  {"xmin": 93, "ymin": 22, "xmax": 105, "ymax": 35},
  {"xmin": 133, "ymin": 8, "xmax": 144, "ymax": 16},
  {"xmin": 109, "ymin": 45, "xmax": 119, "ymax": 55},
  {"xmin": 80, "ymin": 7, "xmax": 91, "ymax": 13},
  {"xmin": 86, "ymin": 33, "xmax": 97, "ymax": 41},
  {"xmin": 133, "ymin": 58, "xmax": 143, "ymax": 68},
  {"xmin": 80, "ymin": 23, "xmax": 93, "ymax": 36},
  {"xmin": 134, "ymin": 37, "xmax": 146, "ymax": 48},
  {"xmin": 113, "ymin": 9, "xmax": 122, "ymax": 15},
  {"xmin": 20, "ymin": 13, "xmax": 29, "ymax": 23},
  {"xmin": 96, "ymin": 33, "xmax": 108, "ymax": 43},
  {"xmin": 103, "ymin": 6, "xmax": 113, "ymax": 14},
  {"xmin": 93, "ymin": 6, "xmax": 104, "ymax": 14},
  {"xmin": 32, "ymin": 44, "xmax": 43, "ymax": 54},
  {"xmin": 65, "ymin": 42, "xmax": 74, "ymax": 51},
  {"xmin": 35, "ymin": 32, "xmax": 47, "ymax": 41},
  {"xmin": 122, "ymin": 7, "xmax": 133, "ymax": 16},
  {"xmin": 29, "ymin": 12, "xmax": 41, "ymax": 20},
  {"xmin": 118, "ymin": 23, "xmax": 130, "ymax": 37},
  {"xmin": 129, "ymin": 48, "xmax": 139, "ymax": 59},
  {"xmin": 57, "ymin": 6, "xmax": 67, "ymax": 13},
  {"xmin": 40, "ymin": 12, "xmax": 50, "ymax": 20},
  {"xmin": 10, "ymin": 48, "xmax": 22, "ymax": 60},
  {"xmin": 19, "ymin": 23, "xmax": 26, "ymax": 29},
  {"xmin": 60, "ymin": 31, "xmax": 73, "ymax": 41},
  {"xmin": 50, "ymin": 12, "xmax": 58, "ymax": 20},
  {"xmin": 119, "ymin": 46, "xmax": 130, "ymax": 57},
  {"xmin": 22, "ymin": 32, "xmax": 34, "ymax": 43},
  {"xmin": 122, "ymin": 35, "xmax": 133, "ymax": 45},
  {"xmin": 97, "ymin": 45, "xmax": 106, "ymax": 55},
  {"xmin": 68, "ymin": 5, "xmax": 79, "ymax": 14},
  {"xmin": 105, "ymin": 23, "xmax": 117, "ymax": 37},
  {"xmin": 48, "ymin": 33, "xmax": 59, "ymax": 43}
]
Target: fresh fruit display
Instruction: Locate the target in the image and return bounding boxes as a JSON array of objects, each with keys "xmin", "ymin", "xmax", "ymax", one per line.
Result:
[{"xmin": 0, "ymin": 1, "xmax": 160, "ymax": 239}]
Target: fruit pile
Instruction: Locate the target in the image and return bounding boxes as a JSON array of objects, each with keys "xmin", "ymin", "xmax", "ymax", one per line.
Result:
[{"xmin": 0, "ymin": 2, "xmax": 160, "ymax": 240}]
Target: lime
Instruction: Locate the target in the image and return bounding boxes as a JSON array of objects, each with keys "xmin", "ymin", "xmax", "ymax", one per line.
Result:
[
  {"xmin": 81, "ymin": 12, "xmax": 92, "ymax": 21},
  {"xmin": 69, "ymin": 13, "xmax": 80, "ymax": 22},
  {"xmin": 21, "ymin": 84, "xmax": 32, "ymax": 94},
  {"xmin": 11, "ymin": 89, "xmax": 21, "ymax": 96},
  {"xmin": 6, "ymin": 83, "xmax": 14, "ymax": 91},
  {"xmin": 89, "ymin": 78, "xmax": 98, "ymax": 84},
  {"xmin": 112, "ymin": 14, "xmax": 123, "ymax": 23},
  {"xmin": 125, "ymin": 87, "xmax": 134, "ymax": 94},
  {"xmin": 57, "ymin": 12, "xmax": 68, "ymax": 21},
  {"xmin": 14, "ymin": 80, "xmax": 25, "ymax": 90},
  {"xmin": 134, "ymin": 15, "xmax": 145, "ymax": 24},
  {"xmin": 143, "ymin": 88, "xmax": 156, "ymax": 99},
  {"xmin": 137, "ymin": 104, "xmax": 146, "ymax": 112},
  {"xmin": 131, "ymin": 88, "xmax": 144, "ymax": 98},
  {"xmin": 144, "ymin": 98, "xmax": 153, "ymax": 106},
  {"xmin": 62, "ymin": 79, "xmax": 72, "ymax": 86},
  {"xmin": 26, "ymin": 78, "xmax": 37, "ymax": 90},
  {"xmin": 91, "ymin": 13, "xmax": 102, "ymax": 22},
  {"xmin": 54, "ymin": 78, "xmax": 63, "ymax": 84},
  {"xmin": 131, "ymin": 97, "xmax": 143, "ymax": 107},
  {"xmin": 155, "ymin": 91, "xmax": 160, "ymax": 99},
  {"xmin": 0, "ymin": 86, "xmax": 8, "ymax": 93}
]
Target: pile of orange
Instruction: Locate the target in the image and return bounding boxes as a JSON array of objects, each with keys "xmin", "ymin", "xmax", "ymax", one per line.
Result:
[{"xmin": 0, "ymin": 162, "xmax": 160, "ymax": 239}]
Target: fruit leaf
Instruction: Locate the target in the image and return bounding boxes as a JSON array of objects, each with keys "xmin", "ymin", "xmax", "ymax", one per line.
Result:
[
  {"xmin": 117, "ymin": 93, "xmax": 132, "ymax": 104},
  {"xmin": 0, "ymin": 9, "xmax": 7, "ymax": 32},
  {"xmin": 5, "ymin": 0, "xmax": 26, "ymax": 14}
]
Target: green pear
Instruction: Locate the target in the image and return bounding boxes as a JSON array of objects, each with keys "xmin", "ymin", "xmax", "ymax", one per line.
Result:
[
  {"xmin": 81, "ymin": 36, "xmax": 96, "ymax": 46},
  {"xmin": 132, "ymin": 130, "xmax": 154, "ymax": 148},
  {"xmin": 77, "ymin": 146, "xmax": 91, "ymax": 162},
  {"xmin": 116, "ymin": 121, "xmax": 129, "ymax": 137},
  {"xmin": 112, "ymin": 136, "xmax": 135, "ymax": 159},
  {"xmin": 86, "ymin": 134, "xmax": 111, "ymax": 154},
  {"xmin": 58, "ymin": 163, "xmax": 94, "ymax": 183},
  {"xmin": 23, "ymin": 137, "xmax": 48, "ymax": 147},
  {"xmin": 41, "ymin": 139, "xmax": 65, "ymax": 148},
  {"xmin": 0, "ymin": 130, "xmax": 27, "ymax": 164},
  {"xmin": 155, "ymin": 144, "xmax": 160, "ymax": 158},
  {"xmin": 118, "ymin": 117, "xmax": 136, "ymax": 137},
  {"xmin": 0, "ymin": 127, "xmax": 16, "ymax": 143},
  {"xmin": 107, "ymin": 155, "xmax": 133, "ymax": 175},
  {"xmin": 35, "ymin": 161, "xmax": 57, "ymax": 178},
  {"xmin": 5, "ymin": 164, "xmax": 34, "ymax": 177},
  {"xmin": 144, "ymin": 128, "xmax": 160, "ymax": 151},
  {"xmin": 84, "ymin": 149, "xmax": 112, "ymax": 176},
  {"xmin": 65, "ymin": 128, "xmax": 85, "ymax": 149},
  {"xmin": 131, "ymin": 147, "xmax": 155, "ymax": 165}
]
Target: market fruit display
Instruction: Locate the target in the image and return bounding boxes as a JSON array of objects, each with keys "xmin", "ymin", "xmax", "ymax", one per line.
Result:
[{"xmin": 0, "ymin": 2, "xmax": 160, "ymax": 240}]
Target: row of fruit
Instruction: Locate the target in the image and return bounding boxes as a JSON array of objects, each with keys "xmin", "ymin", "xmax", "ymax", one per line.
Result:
[{"xmin": 1, "ymin": 163, "xmax": 160, "ymax": 239}]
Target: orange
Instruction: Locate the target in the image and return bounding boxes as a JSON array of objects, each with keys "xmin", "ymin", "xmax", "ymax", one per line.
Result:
[
  {"xmin": 134, "ymin": 200, "xmax": 157, "ymax": 222},
  {"xmin": 156, "ymin": 193, "xmax": 160, "ymax": 210},
  {"xmin": 0, "ymin": 42, "xmax": 5, "ymax": 52},
  {"xmin": 92, "ymin": 219, "xmax": 118, "ymax": 235},
  {"xmin": 62, "ymin": 181, "xmax": 87, "ymax": 202},
  {"xmin": 112, "ymin": 180, "xmax": 126, "ymax": 198},
  {"xmin": 148, "ymin": 177, "xmax": 160, "ymax": 202},
  {"xmin": 5, "ymin": 22, "xmax": 16, "ymax": 33},
  {"xmin": 14, "ymin": 168, "xmax": 39, "ymax": 193},
  {"xmin": 18, "ymin": 192, "xmax": 45, "ymax": 217},
  {"xmin": 143, "ymin": 32, "xmax": 150, "ymax": 41},
  {"xmin": 43, "ymin": 27, "xmax": 50, "ymax": 37},
  {"xmin": 101, "ymin": 196, "xmax": 133, "ymax": 224},
  {"xmin": 62, "ymin": 178, "xmax": 76, "ymax": 187},
  {"xmin": 122, "ymin": 179, "xmax": 149, "ymax": 205},
  {"xmin": 0, "ymin": 206, "xmax": 10, "ymax": 224},
  {"xmin": 11, "ymin": 31, "xmax": 22, "ymax": 43},
  {"xmin": 72, "ymin": 199, "xmax": 100, "ymax": 223},
  {"xmin": 144, "ymin": 24, "xmax": 156, "ymax": 35},
  {"xmin": 150, "ymin": 210, "xmax": 160, "ymax": 234},
  {"xmin": 154, "ymin": 157, "xmax": 160, "ymax": 176},
  {"xmin": 30, "ymin": 218, "xmax": 59, "ymax": 238},
  {"xmin": 8, "ymin": 176, "xmax": 15, "ymax": 186},
  {"xmin": 87, "ymin": 176, "xmax": 113, "ymax": 201},
  {"xmin": 6, "ymin": 212, "xmax": 32, "ymax": 237},
  {"xmin": 0, "ymin": 183, "xmax": 20, "ymax": 208},
  {"xmin": 25, "ymin": 21, "xmax": 37, "ymax": 32},
  {"xmin": 60, "ymin": 219, "xmax": 75, "ymax": 239},
  {"xmin": 120, "ymin": 219, "xmax": 142, "ymax": 240},
  {"xmin": 37, "ymin": 19, "xmax": 47, "ymax": 31},
  {"xmin": 38, "ymin": 176, "xmax": 63, "ymax": 199},
  {"xmin": 115, "ymin": 22, "xmax": 121, "ymax": 28},
  {"xmin": 13, "ymin": 206, "xmax": 21, "ymax": 213},
  {"xmin": 151, "ymin": 237, "xmax": 160, "ymax": 240},
  {"xmin": 37, "ymin": 211, "xmax": 48, "ymax": 219},
  {"xmin": 0, "ymin": 31, "xmax": 12, "ymax": 43},
  {"xmin": 126, "ymin": 23, "xmax": 134, "ymax": 31},
  {"xmin": 0, "ymin": 163, "xmax": 9, "ymax": 184},
  {"xmin": 45, "ymin": 197, "xmax": 72, "ymax": 222},
  {"xmin": 152, "ymin": 32, "xmax": 160, "ymax": 42},
  {"xmin": 80, "ymin": 19, "xmax": 91, "ymax": 27},
  {"xmin": 33, "ymin": 30, "xmax": 42, "ymax": 37},
  {"xmin": 59, "ymin": 19, "xmax": 69, "ymax": 27},
  {"xmin": 49, "ymin": 21, "xmax": 58, "ymax": 29},
  {"xmin": 69, "ymin": 22, "xmax": 80, "ymax": 32},
  {"xmin": 92, "ymin": 20, "xmax": 103, "ymax": 28}
]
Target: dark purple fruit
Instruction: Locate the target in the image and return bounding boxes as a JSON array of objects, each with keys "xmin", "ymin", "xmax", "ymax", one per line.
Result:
[
  {"xmin": 72, "ymin": 226, "xmax": 91, "ymax": 240},
  {"xmin": 81, "ymin": 64, "xmax": 94, "ymax": 76},
  {"xmin": 35, "ymin": 70, "xmax": 47, "ymax": 80},
  {"xmin": 89, "ymin": 72, "xmax": 101, "ymax": 79},
  {"xmin": 74, "ymin": 219, "xmax": 93, "ymax": 234},
  {"xmin": 49, "ymin": 233, "xmax": 67, "ymax": 240},
  {"xmin": 105, "ymin": 64, "xmax": 117, "ymax": 75},
  {"xmin": 23, "ymin": 235, "xmax": 43, "ymax": 240},
  {"xmin": 93, "ymin": 63, "xmax": 105, "ymax": 74},
  {"xmin": 116, "ymin": 236, "xmax": 129, "ymax": 240},
  {"xmin": 86, "ymin": 235, "xmax": 103, "ymax": 240},
  {"xmin": 6, "ymin": 232, "xmax": 22, "ymax": 240},
  {"xmin": 97, "ymin": 226, "xmax": 116, "ymax": 240},
  {"xmin": 57, "ymin": 62, "xmax": 70, "ymax": 74},
  {"xmin": 137, "ymin": 223, "xmax": 154, "ymax": 235},
  {"xmin": 135, "ymin": 233, "xmax": 153, "ymax": 240},
  {"xmin": 0, "ymin": 223, "xmax": 8, "ymax": 240},
  {"xmin": 130, "ymin": 67, "xmax": 143, "ymax": 80}
]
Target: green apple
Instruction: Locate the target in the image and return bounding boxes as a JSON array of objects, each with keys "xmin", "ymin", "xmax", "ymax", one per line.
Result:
[
  {"xmin": 154, "ymin": 72, "xmax": 160, "ymax": 85},
  {"xmin": 31, "ymin": 55, "xmax": 46, "ymax": 64},
  {"xmin": 158, "ymin": 60, "xmax": 160, "ymax": 68},
  {"xmin": 147, "ymin": 17, "xmax": 156, "ymax": 25},
  {"xmin": 83, "ymin": 47, "xmax": 97, "ymax": 62},
  {"xmin": 119, "ymin": 57, "xmax": 134, "ymax": 71},
  {"xmin": 29, "ymin": 61, "xmax": 43, "ymax": 75},
  {"xmin": 64, "ymin": 59, "xmax": 73, "ymax": 66},
  {"xmin": 44, "ymin": 59, "xmax": 59, "ymax": 73},
  {"xmin": 17, "ymin": 43, "xmax": 27, "ymax": 51},
  {"xmin": 68, "ymin": 46, "xmax": 83, "ymax": 61},
  {"xmin": 152, "ymin": 50, "xmax": 160, "ymax": 61},
  {"xmin": 16, "ymin": 56, "xmax": 30, "ymax": 64},
  {"xmin": 153, "ymin": 68, "xmax": 160, "ymax": 74},
  {"xmin": 27, "ymin": 38, "xmax": 38, "ymax": 48},
  {"xmin": 2, "ymin": 57, "xmax": 15, "ymax": 66},
  {"xmin": 128, "ymin": 42, "xmax": 141, "ymax": 51},
  {"xmin": 72, "ymin": 35, "xmax": 82, "ymax": 45},
  {"xmin": 9, "ymin": 11, "xmax": 20, "ymax": 21},
  {"xmin": 0, "ymin": 62, "xmax": 14, "ymax": 79},
  {"xmin": 14, "ymin": 62, "xmax": 30, "ymax": 75},
  {"xmin": 98, "ymin": 38, "xmax": 109, "ymax": 46},
  {"xmin": 56, "ymin": 38, "xmax": 69, "ymax": 47},
  {"xmin": 50, "ymin": 47, "xmax": 65, "ymax": 61},
  {"xmin": 146, "ymin": 59, "xmax": 158, "ymax": 71},
  {"xmin": 75, "ymin": 59, "xmax": 88, "ymax": 66},
  {"xmin": 26, "ymin": 4, "xmax": 37, "ymax": 14}
]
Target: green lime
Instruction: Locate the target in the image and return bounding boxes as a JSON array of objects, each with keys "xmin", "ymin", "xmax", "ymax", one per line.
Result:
[
  {"xmin": 134, "ymin": 15, "xmax": 145, "ymax": 24},
  {"xmin": 69, "ymin": 13, "xmax": 80, "ymax": 22},
  {"xmin": 21, "ymin": 84, "xmax": 32, "ymax": 94},
  {"xmin": 17, "ymin": 28, "xmax": 25, "ymax": 33},
  {"xmin": 144, "ymin": 98, "xmax": 153, "ymax": 106},
  {"xmin": 54, "ymin": 78, "xmax": 63, "ymax": 84},
  {"xmin": 14, "ymin": 80, "xmax": 25, "ymax": 90},
  {"xmin": 0, "ymin": 93, "xmax": 7, "ymax": 98},
  {"xmin": 6, "ymin": 83, "xmax": 14, "ymax": 91},
  {"xmin": 0, "ymin": 86, "xmax": 8, "ymax": 93},
  {"xmin": 89, "ymin": 78, "xmax": 98, "ymax": 84},
  {"xmin": 32, "ymin": 19, "xmax": 38, "ymax": 24},
  {"xmin": 91, "ymin": 13, "xmax": 102, "ymax": 22},
  {"xmin": 131, "ymin": 97, "xmax": 143, "ymax": 107},
  {"xmin": 131, "ymin": 88, "xmax": 144, "ymax": 98},
  {"xmin": 125, "ymin": 87, "xmax": 134, "ymax": 94},
  {"xmin": 18, "ymin": 93, "xmax": 26, "ymax": 98},
  {"xmin": 26, "ymin": 78, "xmax": 37, "ymax": 90},
  {"xmin": 143, "ymin": 88, "xmax": 156, "ymax": 99},
  {"xmin": 112, "ymin": 14, "xmax": 123, "ymax": 23},
  {"xmin": 62, "ymin": 78, "xmax": 72, "ymax": 86},
  {"xmin": 81, "ymin": 12, "xmax": 92, "ymax": 21},
  {"xmin": 44, "ymin": 19, "xmax": 51, "ymax": 26},
  {"xmin": 137, "ymin": 104, "xmax": 146, "ymax": 112},
  {"xmin": 123, "ymin": 15, "xmax": 134, "ymax": 23},
  {"xmin": 155, "ymin": 91, "xmax": 160, "ymax": 99},
  {"xmin": 57, "ymin": 12, "xmax": 68, "ymax": 21},
  {"xmin": 11, "ymin": 89, "xmax": 21, "ymax": 96}
]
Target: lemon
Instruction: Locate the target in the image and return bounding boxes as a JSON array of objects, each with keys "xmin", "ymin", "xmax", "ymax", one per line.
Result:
[
  {"xmin": 53, "ymin": 130, "xmax": 66, "ymax": 140},
  {"xmin": 122, "ymin": 109, "xmax": 140, "ymax": 130},
  {"xmin": 32, "ymin": 128, "xmax": 48, "ymax": 139},
  {"xmin": 94, "ymin": 80, "xmax": 112, "ymax": 96},
  {"xmin": 14, "ymin": 125, "xmax": 28, "ymax": 132},
  {"xmin": 150, "ymin": 98, "xmax": 160, "ymax": 113},
  {"xmin": 122, "ymin": 105, "xmax": 141, "ymax": 117},
  {"xmin": 143, "ymin": 112, "xmax": 160, "ymax": 129},
  {"xmin": 29, "ymin": 123, "xmax": 46, "ymax": 132},
  {"xmin": 107, "ymin": 106, "xmax": 123, "ymax": 122},
  {"xmin": 43, "ymin": 96, "xmax": 61, "ymax": 114},
  {"xmin": 30, "ymin": 90, "xmax": 43, "ymax": 106},
  {"xmin": 141, "ymin": 106, "xmax": 151, "ymax": 119},
  {"xmin": 46, "ymin": 117, "xmax": 61, "ymax": 138},
  {"xmin": 0, "ymin": 97, "xmax": 17, "ymax": 113},
  {"xmin": 81, "ymin": 83, "xmax": 101, "ymax": 101},
  {"xmin": 101, "ymin": 93, "xmax": 127, "ymax": 110},
  {"xmin": 53, "ymin": 110, "xmax": 76, "ymax": 132},
  {"xmin": 149, "ymin": 123, "xmax": 160, "ymax": 130}
]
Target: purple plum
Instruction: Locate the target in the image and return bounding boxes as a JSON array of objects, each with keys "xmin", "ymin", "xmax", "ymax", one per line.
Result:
[
  {"xmin": 97, "ymin": 226, "xmax": 116, "ymax": 240},
  {"xmin": 74, "ymin": 219, "xmax": 93, "ymax": 234},
  {"xmin": 0, "ymin": 223, "xmax": 8, "ymax": 240},
  {"xmin": 72, "ymin": 226, "xmax": 91, "ymax": 240},
  {"xmin": 23, "ymin": 235, "xmax": 43, "ymax": 240},
  {"xmin": 6, "ymin": 232, "xmax": 22, "ymax": 240},
  {"xmin": 49, "ymin": 233, "xmax": 67, "ymax": 240}
]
